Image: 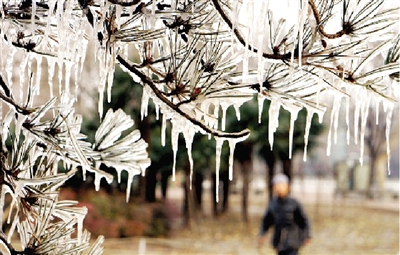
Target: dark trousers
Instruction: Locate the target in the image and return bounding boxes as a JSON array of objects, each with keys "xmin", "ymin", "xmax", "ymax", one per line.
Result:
[{"xmin": 278, "ymin": 248, "xmax": 299, "ymax": 255}]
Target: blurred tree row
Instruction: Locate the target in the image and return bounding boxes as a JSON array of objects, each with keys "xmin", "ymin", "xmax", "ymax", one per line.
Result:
[{"xmin": 74, "ymin": 69, "xmax": 324, "ymax": 225}]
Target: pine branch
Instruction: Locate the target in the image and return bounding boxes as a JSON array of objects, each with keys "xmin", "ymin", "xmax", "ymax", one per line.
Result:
[
  {"xmin": 117, "ymin": 54, "xmax": 250, "ymax": 139},
  {"xmin": 0, "ymin": 75, "xmax": 35, "ymax": 115},
  {"xmin": 211, "ymin": 0, "xmax": 291, "ymax": 61}
]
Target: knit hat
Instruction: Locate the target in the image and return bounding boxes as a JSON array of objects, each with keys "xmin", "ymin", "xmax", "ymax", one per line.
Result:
[{"xmin": 272, "ymin": 173, "xmax": 289, "ymax": 184}]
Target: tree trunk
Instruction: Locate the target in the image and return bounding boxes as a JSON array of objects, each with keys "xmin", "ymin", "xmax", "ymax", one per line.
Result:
[
  {"xmin": 221, "ymin": 170, "xmax": 230, "ymax": 213},
  {"xmin": 241, "ymin": 160, "xmax": 252, "ymax": 223},
  {"xmin": 161, "ymin": 171, "xmax": 170, "ymax": 200},
  {"xmin": 366, "ymin": 156, "xmax": 377, "ymax": 199},
  {"xmin": 211, "ymin": 173, "xmax": 218, "ymax": 217},
  {"xmin": 145, "ymin": 167, "xmax": 157, "ymax": 202},
  {"xmin": 282, "ymin": 158, "xmax": 293, "ymax": 184},
  {"xmin": 194, "ymin": 172, "xmax": 203, "ymax": 210},
  {"xmin": 183, "ymin": 166, "xmax": 194, "ymax": 228},
  {"xmin": 263, "ymin": 149, "xmax": 275, "ymax": 199}
]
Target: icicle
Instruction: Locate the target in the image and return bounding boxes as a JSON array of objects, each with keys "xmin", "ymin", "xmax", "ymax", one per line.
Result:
[
  {"xmin": 345, "ymin": 93, "xmax": 350, "ymax": 145},
  {"xmin": 358, "ymin": 92, "xmax": 371, "ymax": 165},
  {"xmin": 303, "ymin": 110, "xmax": 313, "ymax": 161},
  {"xmin": 221, "ymin": 103, "xmax": 228, "ymax": 131},
  {"xmin": 98, "ymin": 85, "xmax": 104, "ymax": 118},
  {"xmin": 58, "ymin": 61, "xmax": 63, "ymax": 94},
  {"xmin": 141, "ymin": 85, "xmax": 150, "ymax": 120},
  {"xmin": 234, "ymin": 105, "xmax": 241, "ymax": 121},
  {"xmin": 35, "ymin": 57, "xmax": 42, "ymax": 95},
  {"xmin": 161, "ymin": 114, "xmax": 166, "ymax": 146},
  {"xmin": 227, "ymin": 134, "xmax": 250, "ymax": 181},
  {"xmin": 257, "ymin": 93, "xmax": 265, "ymax": 123},
  {"xmin": 126, "ymin": 171, "xmax": 134, "ymax": 202},
  {"xmin": 27, "ymin": 53, "xmax": 33, "ymax": 93},
  {"xmin": 297, "ymin": 0, "xmax": 307, "ymax": 69},
  {"xmin": 155, "ymin": 103, "xmax": 160, "ymax": 121},
  {"xmin": 74, "ymin": 62, "xmax": 79, "ymax": 100},
  {"xmin": 333, "ymin": 97, "xmax": 341, "ymax": 144},
  {"xmin": 385, "ymin": 103, "xmax": 393, "ymax": 175},
  {"xmin": 230, "ymin": 0, "xmax": 239, "ymax": 55},
  {"xmin": 47, "ymin": 57, "xmax": 56, "ymax": 98},
  {"xmin": 183, "ymin": 126, "xmax": 195, "ymax": 190},
  {"xmin": 288, "ymin": 108, "xmax": 300, "ymax": 159},
  {"xmin": 268, "ymin": 99, "xmax": 281, "ymax": 149},
  {"xmin": 19, "ymin": 53, "xmax": 30, "ymax": 101},
  {"xmin": 228, "ymin": 139, "xmax": 235, "ymax": 181},
  {"xmin": 375, "ymin": 98, "xmax": 380, "ymax": 125},
  {"xmin": 353, "ymin": 94, "xmax": 362, "ymax": 145},
  {"xmin": 171, "ymin": 124, "xmax": 179, "ymax": 182},
  {"xmin": 0, "ymin": 185, "xmax": 9, "ymax": 230},
  {"xmin": 65, "ymin": 62, "xmax": 73, "ymax": 95},
  {"xmin": 106, "ymin": 50, "xmax": 116, "ymax": 103},
  {"xmin": 215, "ymin": 137, "xmax": 225, "ymax": 203},
  {"xmin": 76, "ymin": 209, "xmax": 87, "ymax": 244},
  {"xmin": 5, "ymin": 46, "xmax": 17, "ymax": 88},
  {"xmin": 212, "ymin": 103, "xmax": 219, "ymax": 130},
  {"xmin": 288, "ymin": 1, "xmax": 300, "ymax": 78},
  {"xmin": 94, "ymin": 173, "xmax": 102, "ymax": 191}
]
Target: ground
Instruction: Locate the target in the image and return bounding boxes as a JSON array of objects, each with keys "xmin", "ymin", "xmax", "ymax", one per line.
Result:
[{"xmin": 101, "ymin": 178, "xmax": 399, "ymax": 255}]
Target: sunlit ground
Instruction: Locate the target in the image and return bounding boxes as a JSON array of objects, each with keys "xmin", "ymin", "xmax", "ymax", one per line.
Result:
[{"xmin": 102, "ymin": 178, "xmax": 399, "ymax": 255}]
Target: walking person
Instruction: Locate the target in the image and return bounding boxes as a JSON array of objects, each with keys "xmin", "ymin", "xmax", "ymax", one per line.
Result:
[{"xmin": 257, "ymin": 174, "xmax": 311, "ymax": 255}]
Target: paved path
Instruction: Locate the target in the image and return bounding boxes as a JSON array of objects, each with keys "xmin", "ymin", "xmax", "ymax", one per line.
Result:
[{"xmin": 101, "ymin": 177, "xmax": 399, "ymax": 255}]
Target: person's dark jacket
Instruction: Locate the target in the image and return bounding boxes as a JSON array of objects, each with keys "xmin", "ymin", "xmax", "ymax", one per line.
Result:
[{"xmin": 260, "ymin": 196, "xmax": 311, "ymax": 251}]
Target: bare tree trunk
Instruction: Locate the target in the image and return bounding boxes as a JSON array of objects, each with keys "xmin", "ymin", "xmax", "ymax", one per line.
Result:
[
  {"xmin": 221, "ymin": 171, "xmax": 230, "ymax": 213},
  {"xmin": 194, "ymin": 172, "xmax": 203, "ymax": 211},
  {"xmin": 183, "ymin": 166, "xmax": 193, "ymax": 228},
  {"xmin": 241, "ymin": 160, "xmax": 252, "ymax": 223},
  {"xmin": 366, "ymin": 156, "xmax": 377, "ymax": 199},
  {"xmin": 267, "ymin": 160, "xmax": 275, "ymax": 200},
  {"xmin": 145, "ymin": 167, "xmax": 157, "ymax": 202},
  {"xmin": 263, "ymin": 148, "xmax": 275, "ymax": 200},
  {"xmin": 282, "ymin": 158, "xmax": 293, "ymax": 184},
  {"xmin": 212, "ymin": 173, "xmax": 218, "ymax": 217},
  {"xmin": 161, "ymin": 171, "xmax": 170, "ymax": 200}
]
